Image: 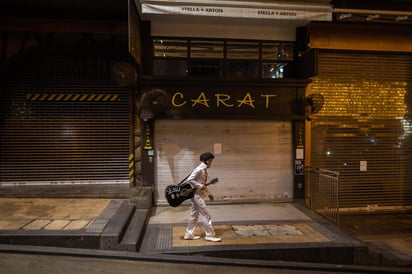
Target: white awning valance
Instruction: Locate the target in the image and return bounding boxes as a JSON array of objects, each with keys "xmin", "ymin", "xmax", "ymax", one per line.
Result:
[{"xmin": 136, "ymin": 0, "xmax": 332, "ymax": 21}]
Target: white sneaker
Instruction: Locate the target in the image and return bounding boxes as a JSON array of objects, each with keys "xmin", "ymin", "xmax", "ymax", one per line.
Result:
[
  {"xmin": 205, "ymin": 236, "xmax": 222, "ymax": 242},
  {"xmin": 184, "ymin": 235, "xmax": 201, "ymax": 240}
]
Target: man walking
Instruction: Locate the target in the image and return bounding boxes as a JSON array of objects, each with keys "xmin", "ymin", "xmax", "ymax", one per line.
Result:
[{"xmin": 184, "ymin": 152, "xmax": 221, "ymax": 242}]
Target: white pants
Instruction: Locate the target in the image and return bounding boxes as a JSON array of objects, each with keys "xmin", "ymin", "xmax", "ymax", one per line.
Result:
[{"xmin": 185, "ymin": 193, "xmax": 215, "ymax": 237}]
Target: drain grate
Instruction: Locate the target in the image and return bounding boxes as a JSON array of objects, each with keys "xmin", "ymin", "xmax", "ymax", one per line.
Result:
[{"xmin": 156, "ymin": 226, "xmax": 172, "ymax": 251}]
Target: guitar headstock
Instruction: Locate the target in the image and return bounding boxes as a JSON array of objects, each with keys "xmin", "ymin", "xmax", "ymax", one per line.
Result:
[{"xmin": 210, "ymin": 178, "xmax": 219, "ymax": 184}]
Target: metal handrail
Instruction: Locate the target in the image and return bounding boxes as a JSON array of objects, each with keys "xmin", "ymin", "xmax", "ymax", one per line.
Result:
[{"xmin": 306, "ymin": 166, "xmax": 340, "ymax": 226}]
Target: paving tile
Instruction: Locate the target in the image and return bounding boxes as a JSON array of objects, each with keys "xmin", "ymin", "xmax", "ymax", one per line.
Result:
[
  {"xmin": 64, "ymin": 220, "xmax": 91, "ymax": 230},
  {"xmin": 0, "ymin": 220, "xmax": 31, "ymax": 230},
  {"xmin": 0, "ymin": 198, "xmax": 112, "ymax": 226},
  {"xmin": 217, "ymin": 225, "xmax": 236, "ymax": 240},
  {"xmin": 44, "ymin": 220, "xmax": 71, "ymax": 230},
  {"xmin": 0, "ymin": 198, "xmax": 111, "ymax": 231},
  {"xmin": 50, "ymin": 199, "xmax": 110, "ymax": 219},
  {"xmin": 23, "ymin": 219, "xmax": 52, "ymax": 230}
]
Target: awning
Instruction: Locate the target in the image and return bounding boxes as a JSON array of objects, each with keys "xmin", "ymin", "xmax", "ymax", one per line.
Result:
[{"xmin": 136, "ymin": 0, "xmax": 332, "ymax": 21}]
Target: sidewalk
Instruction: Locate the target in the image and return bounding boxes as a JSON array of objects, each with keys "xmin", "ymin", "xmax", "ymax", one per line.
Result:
[
  {"xmin": 0, "ymin": 198, "xmax": 411, "ymax": 267},
  {"xmin": 0, "ymin": 198, "xmax": 111, "ymax": 231},
  {"xmin": 139, "ymin": 202, "xmax": 366, "ymax": 264},
  {"xmin": 143, "ymin": 202, "xmax": 336, "ymax": 249},
  {"xmin": 0, "ymin": 198, "xmax": 142, "ymax": 250}
]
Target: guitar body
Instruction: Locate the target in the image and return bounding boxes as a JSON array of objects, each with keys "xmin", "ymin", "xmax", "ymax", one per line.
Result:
[
  {"xmin": 165, "ymin": 178, "xmax": 218, "ymax": 207},
  {"xmin": 165, "ymin": 182, "xmax": 195, "ymax": 207}
]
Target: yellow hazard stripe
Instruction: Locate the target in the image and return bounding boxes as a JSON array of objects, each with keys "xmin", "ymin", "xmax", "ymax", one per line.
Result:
[
  {"xmin": 63, "ymin": 94, "xmax": 73, "ymax": 101},
  {"xmin": 129, "ymin": 153, "xmax": 134, "ymax": 185},
  {"xmin": 128, "ymin": 154, "xmax": 134, "ymax": 170},
  {"xmin": 110, "ymin": 95, "xmax": 119, "ymax": 101},
  {"xmin": 47, "ymin": 94, "xmax": 57, "ymax": 101},
  {"xmin": 26, "ymin": 93, "xmax": 121, "ymax": 102},
  {"xmin": 79, "ymin": 94, "xmax": 88, "ymax": 101},
  {"xmin": 72, "ymin": 94, "xmax": 81, "ymax": 101}
]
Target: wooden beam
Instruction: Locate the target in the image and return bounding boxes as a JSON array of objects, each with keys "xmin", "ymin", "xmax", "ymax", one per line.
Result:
[{"xmin": 0, "ymin": 17, "xmax": 128, "ymax": 34}]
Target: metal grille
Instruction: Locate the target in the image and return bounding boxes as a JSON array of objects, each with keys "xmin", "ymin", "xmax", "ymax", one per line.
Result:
[
  {"xmin": 154, "ymin": 119, "xmax": 293, "ymax": 204},
  {"xmin": 0, "ymin": 48, "xmax": 130, "ymax": 184},
  {"xmin": 307, "ymin": 167, "xmax": 339, "ymax": 225},
  {"xmin": 155, "ymin": 226, "xmax": 173, "ymax": 251},
  {"xmin": 308, "ymin": 52, "xmax": 412, "ymax": 210}
]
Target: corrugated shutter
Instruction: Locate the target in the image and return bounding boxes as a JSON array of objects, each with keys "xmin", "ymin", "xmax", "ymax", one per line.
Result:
[
  {"xmin": 0, "ymin": 48, "xmax": 130, "ymax": 184},
  {"xmin": 309, "ymin": 52, "xmax": 412, "ymax": 210},
  {"xmin": 154, "ymin": 119, "xmax": 293, "ymax": 205}
]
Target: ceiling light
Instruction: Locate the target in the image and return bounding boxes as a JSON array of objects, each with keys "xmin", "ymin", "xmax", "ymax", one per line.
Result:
[
  {"xmin": 338, "ymin": 13, "xmax": 352, "ymax": 20},
  {"xmin": 366, "ymin": 14, "xmax": 380, "ymax": 21},
  {"xmin": 395, "ymin": 15, "xmax": 408, "ymax": 22}
]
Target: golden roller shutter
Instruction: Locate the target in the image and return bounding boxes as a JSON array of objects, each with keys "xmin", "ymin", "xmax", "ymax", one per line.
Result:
[{"xmin": 308, "ymin": 52, "xmax": 412, "ymax": 210}]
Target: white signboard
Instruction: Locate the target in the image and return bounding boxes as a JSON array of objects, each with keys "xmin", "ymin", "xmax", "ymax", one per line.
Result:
[
  {"xmin": 140, "ymin": 1, "xmax": 332, "ymax": 21},
  {"xmin": 360, "ymin": 161, "xmax": 367, "ymax": 172}
]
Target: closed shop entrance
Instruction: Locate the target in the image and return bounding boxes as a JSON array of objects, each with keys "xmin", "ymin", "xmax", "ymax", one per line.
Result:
[
  {"xmin": 0, "ymin": 48, "xmax": 131, "ymax": 186},
  {"xmin": 309, "ymin": 52, "xmax": 412, "ymax": 210},
  {"xmin": 154, "ymin": 119, "xmax": 293, "ymax": 205}
]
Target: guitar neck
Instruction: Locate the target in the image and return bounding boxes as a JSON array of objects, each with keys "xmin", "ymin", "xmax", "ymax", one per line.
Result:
[{"xmin": 205, "ymin": 178, "xmax": 218, "ymax": 186}]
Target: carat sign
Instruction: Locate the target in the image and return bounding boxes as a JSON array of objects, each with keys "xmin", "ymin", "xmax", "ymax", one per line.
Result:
[{"xmin": 139, "ymin": 0, "xmax": 332, "ymax": 21}]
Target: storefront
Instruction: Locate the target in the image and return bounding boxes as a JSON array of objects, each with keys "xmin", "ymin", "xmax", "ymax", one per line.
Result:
[
  {"xmin": 129, "ymin": 0, "xmax": 329, "ymax": 205},
  {"xmin": 302, "ymin": 22, "xmax": 412, "ymax": 210},
  {"xmin": 139, "ymin": 78, "xmax": 309, "ymax": 205}
]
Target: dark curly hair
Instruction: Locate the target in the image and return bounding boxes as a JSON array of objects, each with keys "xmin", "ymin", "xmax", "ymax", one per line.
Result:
[{"xmin": 200, "ymin": 152, "xmax": 215, "ymax": 163}]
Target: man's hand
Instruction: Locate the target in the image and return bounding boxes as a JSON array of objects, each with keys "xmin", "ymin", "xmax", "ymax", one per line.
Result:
[{"xmin": 208, "ymin": 194, "xmax": 214, "ymax": 201}]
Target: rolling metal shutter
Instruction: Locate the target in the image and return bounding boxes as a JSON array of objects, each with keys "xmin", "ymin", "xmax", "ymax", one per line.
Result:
[
  {"xmin": 154, "ymin": 119, "xmax": 293, "ymax": 205},
  {"xmin": 309, "ymin": 52, "xmax": 412, "ymax": 210},
  {"xmin": 0, "ymin": 48, "xmax": 130, "ymax": 185}
]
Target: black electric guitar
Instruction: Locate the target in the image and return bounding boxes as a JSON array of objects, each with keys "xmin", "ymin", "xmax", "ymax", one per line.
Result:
[{"xmin": 165, "ymin": 178, "xmax": 218, "ymax": 207}]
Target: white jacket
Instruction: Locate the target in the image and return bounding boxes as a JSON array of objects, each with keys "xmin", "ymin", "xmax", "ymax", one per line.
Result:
[{"xmin": 188, "ymin": 162, "xmax": 210, "ymax": 197}]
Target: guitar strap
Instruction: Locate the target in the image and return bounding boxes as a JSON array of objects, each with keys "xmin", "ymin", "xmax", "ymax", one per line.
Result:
[{"xmin": 177, "ymin": 172, "xmax": 192, "ymax": 186}]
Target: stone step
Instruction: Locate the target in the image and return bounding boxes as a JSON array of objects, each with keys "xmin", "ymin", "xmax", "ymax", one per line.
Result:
[
  {"xmin": 100, "ymin": 201, "xmax": 136, "ymax": 250},
  {"xmin": 117, "ymin": 208, "xmax": 150, "ymax": 251}
]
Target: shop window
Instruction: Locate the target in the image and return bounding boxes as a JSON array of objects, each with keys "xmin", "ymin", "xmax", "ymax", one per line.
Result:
[
  {"xmin": 153, "ymin": 60, "xmax": 187, "ymax": 77},
  {"xmin": 151, "ymin": 38, "xmax": 294, "ymax": 79},
  {"xmin": 190, "ymin": 60, "xmax": 223, "ymax": 78},
  {"xmin": 189, "ymin": 41, "xmax": 224, "ymax": 77},
  {"xmin": 262, "ymin": 42, "xmax": 294, "ymax": 61},
  {"xmin": 153, "ymin": 39, "xmax": 188, "ymax": 76},
  {"xmin": 262, "ymin": 63, "xmax": 287, "ymax": 79},
  {"xmin": 153, "ymin": 39, "xmax": 188, "ymax": 58},
  {"xmin": 226, "ymin": 61, "xmax": 259, "ymax": 79},
  {"xmin": 227, "ymin": 42, "xmax": 259, "ymax": 60},
  {"xmin": 190, "ymin": 40, "xmax": 224, "ymax": 59}
]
